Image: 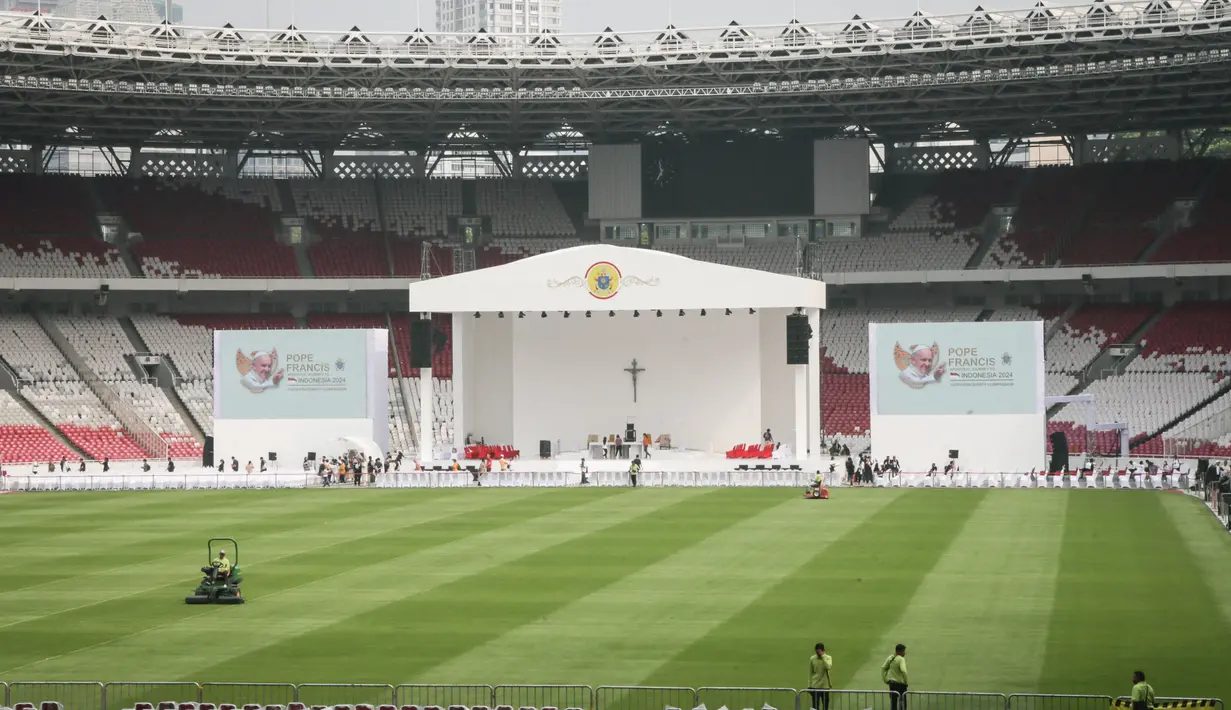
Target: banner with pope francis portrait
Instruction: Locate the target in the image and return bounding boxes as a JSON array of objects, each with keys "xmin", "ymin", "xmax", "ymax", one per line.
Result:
[
  {"xmin": 868, "ymin": 320, "xmax": 1045, "ymax": 417},
  {"xmin": 214, "ymin": 328, "xmax": 374, "ymax": 420}
]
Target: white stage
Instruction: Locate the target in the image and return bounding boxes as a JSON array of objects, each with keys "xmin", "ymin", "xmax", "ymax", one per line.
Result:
[{"xmin": 408, "ymin": 244, "xmax": 827, "ymax": 463}]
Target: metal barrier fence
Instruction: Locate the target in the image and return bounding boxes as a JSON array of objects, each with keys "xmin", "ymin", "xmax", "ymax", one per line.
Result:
[
  {"xmin": 395, "ymin": 685, "xmax": 496, "ymax": 709},
  {"xmin": 797, "ymin": 689, "xmax": 898, "ymax": 710},
  {"xmin": 297, "ymin": 685, "xmax": 395, "ymax": 709},
  {"xmin": 9, "ymin": 682, "xmax": 105, "ymax": 710},
  {"xmin": 103, "ymin": 683, "xmax": 202, "ymax": 710},
  {"xmin": 493, "ymin": 685, "xmax": 593, "ymax": 710},
  {"xmin": 1008, "ymin": 694, "xmax": 1114, "ymax": 710},
  {"xmin": 595, "ymin": 686, "xmax": 696, "ymax": 710},
  {"xmin": 905, "ymin": 692, "xmax": 1009, "ymax": 710},
  {"xmin": 200, "ymin": 682, "xmax": 298, "ymax": 709},
  {"xmin": 696, "ymin": 687, "xmax": 797, "ymax": 710},
  {"xmin": 0, "ymin": 684, "xmax": 1223, "ymax": 710}
]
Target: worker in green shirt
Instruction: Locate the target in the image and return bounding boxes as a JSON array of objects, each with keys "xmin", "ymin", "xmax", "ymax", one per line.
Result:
[
  {"xmin": 211, "ymin": 549, "xmax": 232, "ymax": 581},
  {"xmin": 882, "ymin": 644, "xmax": 908, "ymax": 710},
  {"xmin": 1130, "ymin": 671, "xmax": 1155, "ymax": 710},
  {"xmin": 808, "ymin": 642, "xmax": 833, "ymax": 710},
  {"xmin": 629, "ymin": 457, "xmax": 641, "ymax": 487}
]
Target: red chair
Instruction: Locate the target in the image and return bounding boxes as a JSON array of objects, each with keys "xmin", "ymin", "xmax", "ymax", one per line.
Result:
[
  {"xmin": 725, "ymin": 444, "xmax": 745, "ymax": 459},
  {"xmin": 758, "ymin": 444, "xmax": 775, "ymax": 459}
]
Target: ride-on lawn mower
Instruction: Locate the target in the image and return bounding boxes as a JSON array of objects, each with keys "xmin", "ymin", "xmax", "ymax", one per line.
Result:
[{"xmin": 185, "ymin": 537, "xmax": 245, "ymax": 604}]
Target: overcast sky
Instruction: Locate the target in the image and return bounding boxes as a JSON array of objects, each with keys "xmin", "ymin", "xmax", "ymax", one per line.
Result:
[{"xmin": 178, "ymin": 0, "xmax": 1031, "ymax": 34}]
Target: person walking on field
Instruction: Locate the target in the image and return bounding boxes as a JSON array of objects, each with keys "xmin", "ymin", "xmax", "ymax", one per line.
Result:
[
  {"xmin": 883, "ymin": 644, "xmax": 908, "ymax": 710},
  {"xmin": 808, "ymin": 642, "xmax": 832, "ymax": 710},
  {"xmin": 1130, "ymin": 671, "xmax": 1155, "ymax": 710}
]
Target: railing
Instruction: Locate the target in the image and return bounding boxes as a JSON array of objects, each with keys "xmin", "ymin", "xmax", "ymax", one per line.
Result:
[
  {"xmin": 1164, "ymin": 396, "xmax": 1231, "ymax": 458},
  {"xmin": 33, "ymin": 313, "xmax": 168, "ymax": 459},
  {"xmin": 0, "ymin": 684, "xmax": 1221, "ymax": 710},
  {"xmin": 0, "ymin": 468, "xmax": 1201, "ymax": 492},
  {"xmin": 0, "ymin": 0, "xmax": 1227, "ymax": 61}
]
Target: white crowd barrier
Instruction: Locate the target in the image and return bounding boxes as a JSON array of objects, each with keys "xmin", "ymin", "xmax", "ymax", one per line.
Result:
[{"xmin": 0, "ymin": 468, "xmax": 1194, "ymax": 492}]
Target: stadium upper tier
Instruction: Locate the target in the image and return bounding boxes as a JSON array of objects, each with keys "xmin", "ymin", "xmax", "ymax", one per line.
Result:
[
  {"xmin": 2, "ymin": 160, "xmax": 1229, "ymax": 278},
  {"xmin": 3, "ymin": 1, "xmax": 1231, "ymax": 146}
]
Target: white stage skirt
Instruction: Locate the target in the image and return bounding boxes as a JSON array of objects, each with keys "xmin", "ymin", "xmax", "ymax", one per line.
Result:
[{"xmin": 0, "ymin": 469, "xmax": 1191, "ymax": 492}]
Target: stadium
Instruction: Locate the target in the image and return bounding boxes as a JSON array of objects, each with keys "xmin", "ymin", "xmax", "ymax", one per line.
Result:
[{"xmin": 2, "ymin": 2, "xmax": 1231, "ymax": 710}]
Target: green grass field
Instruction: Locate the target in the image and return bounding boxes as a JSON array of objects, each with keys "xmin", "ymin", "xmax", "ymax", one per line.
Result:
[{"xmin": 2, "ymin": 488, "xmax": 1231, "ymax": 702}]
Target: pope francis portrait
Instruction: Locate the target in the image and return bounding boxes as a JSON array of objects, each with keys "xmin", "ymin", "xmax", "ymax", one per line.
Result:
[{"xmin": 894, "ymin": 342, "xmax": 946, "ymax": 389}]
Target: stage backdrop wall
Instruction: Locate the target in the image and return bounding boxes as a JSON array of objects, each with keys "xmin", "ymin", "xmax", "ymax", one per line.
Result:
[
  {"xmin": 869, "ymin": 320, "xmax": 1045, "ymax": 473},
  {"xmin": 502, "ymin": 311, "xmax": 772, "ymax": 456},
  {"xmin": 213, "ymin": 328, "xmax": 388, "ymax": 466}
]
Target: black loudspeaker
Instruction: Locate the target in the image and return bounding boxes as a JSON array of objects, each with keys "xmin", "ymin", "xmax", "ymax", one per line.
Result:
[
  {"xmin": 948, "ymin": 449, "xmax": 959, "ymax": 460},
  {"xmin": 308, "ymin": 451, "xmax": 317, "ymax": 461},
  {"xmin": 1197, "ymin": 458, "xmax": 1212, "ymax": 483},
  {"xmin": 539, "ymin": 440, "xmax": 551, "ymax": 458},
  {"xmin": 410, "ymin": 319, "xmax": 433, "ymax": 368},
  {"xmin": 786, "ymin": 314, "xmax": 812, "ymax": 365},
  {"xmin": 269, "ymin": 452, "xmax": 277, "ymax": 462},
  {"xmin": 202, "ymin": 435, "xmax": 214, "ymax": 468},
  {"xmin": 1048, "ymin": 432, "xmax": 1069, "ymax": 473},
  {"xmin": 625, "ymin": 423, "xmax": 635, "ymax": 442}
]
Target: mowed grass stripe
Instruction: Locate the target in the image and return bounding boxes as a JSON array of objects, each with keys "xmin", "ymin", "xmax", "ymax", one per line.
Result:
[
  {"xmin": 0, "ymin": 488, "xmax": 555, "ymax": 641},
  {"xmin": 1040, "ymin": 493, "xmax": 1231, "ymax": 702},
  {"xmin": 845, "ymin": 491, "xmax": 1068, "ymax": 692},
  {"xmin": 640, "ymin": 489, "xmax": 987, "ymax": 689},
  {"xmin": 4, "ymin": 488, "xmax": 705, "ymax": 680},
  {"xmin": 0, "ymin": 490, "xmax": 249, "ymax": 531},
  {"xmin": 0, "ymin": 490, "xmax": 465, "ymax": 588},
  {"xmin": 1161, "ymin": 494, "xmax": 1231, "ymax": 633},
  {"xmin": 196, "ymin": 487, "xmax": 759, "ymax": 683},
  {"xmin": 416, "ymin": 489, "xmax": 903, "ymax": 685}
]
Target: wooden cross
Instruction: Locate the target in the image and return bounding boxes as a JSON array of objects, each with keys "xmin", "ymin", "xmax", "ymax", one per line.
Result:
[{"xmin": 624, "ymin": 358, "xmax": 646, "ymax": 403}]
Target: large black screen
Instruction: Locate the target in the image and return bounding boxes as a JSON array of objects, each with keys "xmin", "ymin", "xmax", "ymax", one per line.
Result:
[{"xmin": 641, "ymin": 139, "xmax": 814, "ymax": 219}]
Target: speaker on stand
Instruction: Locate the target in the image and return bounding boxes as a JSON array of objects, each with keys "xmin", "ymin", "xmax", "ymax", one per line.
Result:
[
  {"xmin": 410, "ymin": 319, "xmax": 433, "ymax": 369},
  {"xmin": 1048, "ymin": 432, "xmax": 1069, "ymax": 473},
  {"xmin": 539, "ymin": 440, "xmax": 551, "ymax": 459},
  {"xmin": 202, "ymin": 435, "xmax": 214, "ymax": 468}
]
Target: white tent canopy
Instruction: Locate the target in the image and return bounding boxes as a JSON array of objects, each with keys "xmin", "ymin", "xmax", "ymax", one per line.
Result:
[{"xmin": 407, "ymin": 244, "xmax": 826, "ymax": 463}]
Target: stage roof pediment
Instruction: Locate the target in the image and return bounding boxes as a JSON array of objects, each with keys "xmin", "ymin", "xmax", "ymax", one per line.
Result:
[{"xmin": 407, "ymin": 244, "xmax": 825, "ymax": 313}]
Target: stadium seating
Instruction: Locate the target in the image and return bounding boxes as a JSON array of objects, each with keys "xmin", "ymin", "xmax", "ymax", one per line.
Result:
[
  {"xmin": 653, "ymin": 240, "xmax": 796, "ymax": 275},
  {"xmin": 381, "ymin": 179, "xmax": 461, "ymax": 238},
  {"xmin": 51, "ymin": 316, "xmax": 201, "ymax": 456},
  {"xmin": 134, "ymin": 236, "xmax": 300, "ymax": 279},
  {"xmin": 476, "ymin": 179, "xmax": 575, "ymax": 237},
  {"xmin": 1049, "ymin": 303, "xmax": 1231, "ymax": 455},
  {"xmin": 390, "ymin": 240, "xmax": 454, "ymax": 278},
  {"xmin": 1045, "ymin": 305, "xmax": 1155, "ymax": 374},
  {"xmin": 0, "ymin": 236, "xmax": 129, "ymax": 278},
  {"xmin": 0, "ymin": 173, "xmax": 97, "ymax": 237},
  {"xmin": 97, "ymin": 177, "xmax": 279, "ymax": 240},
  {"xmin": 477, "ymin": 238, "xmax": 581, "ymax": 269},
  {"xmin": 0, "ymin": 390, "xmax": 76, "ymax": 463}
]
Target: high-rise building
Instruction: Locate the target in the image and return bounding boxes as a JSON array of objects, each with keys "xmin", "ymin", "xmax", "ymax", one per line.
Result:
[{"xmin": 435, "ymin": 0, "xmax": 562, "ymax": 34}]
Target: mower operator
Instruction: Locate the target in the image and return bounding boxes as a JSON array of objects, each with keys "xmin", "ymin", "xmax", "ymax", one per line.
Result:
[{"xmin": 212, "ymin": 550, "xmax": 232, "ymax": 581}]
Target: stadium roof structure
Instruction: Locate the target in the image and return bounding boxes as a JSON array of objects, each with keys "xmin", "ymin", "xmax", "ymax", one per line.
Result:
[{"xmin": 1, "ymin": 0, "xmax": 1231, "ymax": 150}]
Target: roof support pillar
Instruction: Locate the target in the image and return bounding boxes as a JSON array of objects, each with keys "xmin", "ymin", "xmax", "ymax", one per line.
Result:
[
  {"xmin": 1068, "ymin": 135, "xmax": 1086, "ymax": 166},
  {"xmin": 319, "ymin": 149, "xmax": 336, "ymax": 180},
  {"xmin": 27, "ymin": 144, "xmax": 43, "ymax": 175},
  {"xmin": 127, "ymin": 145, "xmax": 143, "ymax": 177},
  {"xmin": 224, "ymin": 149, "xmax": 241, "ymax": 178}
]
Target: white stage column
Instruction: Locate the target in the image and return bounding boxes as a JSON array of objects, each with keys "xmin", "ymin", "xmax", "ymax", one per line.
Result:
[
  {"xmin": 452, "ymin": 312, "xmax": 466, "ymax": 457},
  {"xmin": 419, "ymin": 367, "xmax": 434, "ymax": 462},
  {"xmin": 807, "ymin": 307, "xmax": 822, "ymax": 460},
  {"xmin": 794, "ymin": 366, "xmax": 808, "ymax": 459}
]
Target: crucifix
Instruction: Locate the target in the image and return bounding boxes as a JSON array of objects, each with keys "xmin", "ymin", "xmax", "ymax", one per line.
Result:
[{"xmin": 624, "ymin": 358, "xmax": 646, "ymax": 403}]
